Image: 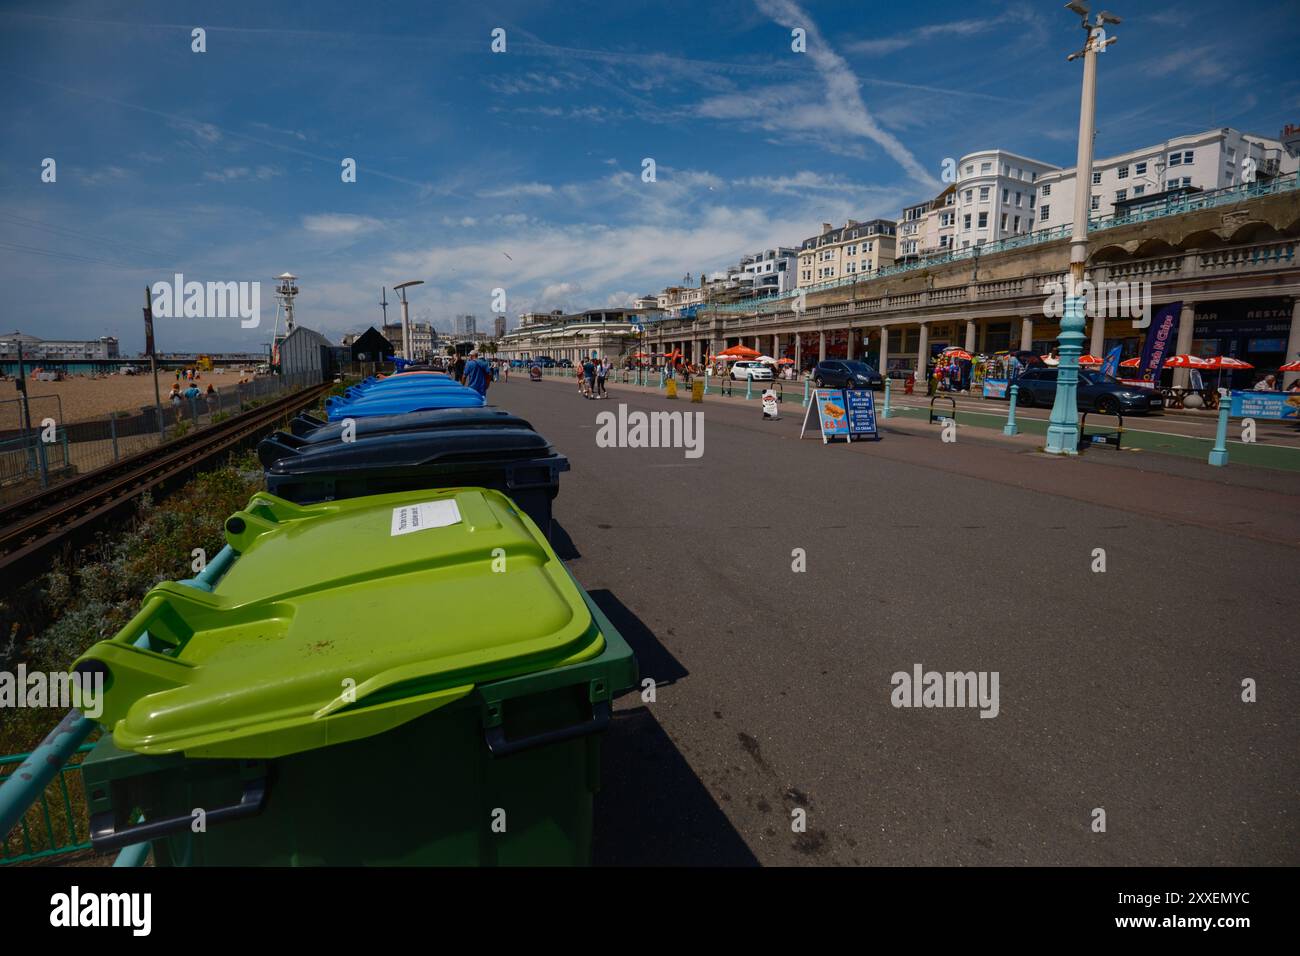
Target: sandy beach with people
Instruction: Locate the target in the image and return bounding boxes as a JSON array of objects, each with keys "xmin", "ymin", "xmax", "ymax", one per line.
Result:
[{"xmin": 4, "ymin": 369, "xmax": 254, "ymax": 425}]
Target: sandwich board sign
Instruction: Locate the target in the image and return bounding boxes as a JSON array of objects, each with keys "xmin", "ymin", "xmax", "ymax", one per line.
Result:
[
  {"xmin": 800, "ymin": 388, "xmax": 850, "ymax": 443},
  {"xmin": 800, "ymin": 388, "xmax": 881, "ymax": 443},
  {"xmin": 844, "ymin": 388, "xmax": 880, "ymax": 440}
]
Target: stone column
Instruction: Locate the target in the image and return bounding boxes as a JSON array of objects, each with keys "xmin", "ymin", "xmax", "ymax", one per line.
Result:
[
  {"xmin": 1285, "ymin": 297, "xmax": 1300, "ymax": 390},
  {"xmin": 1173, "ymin": 301, "xmax": 1196, "ymax": 388},
  {"xmin": 773, "ymin": 333, "xmax": 780, "ymax": 360},
  {"xmin": 964, "ymin": 320, "xmax": 977, "ymax": 354},
  {"xmin": 795, "ymin": 331, "xmax": 801, "ymax": 371},
  {"xmin": 1090, "ymin": 307, "xmax": 1107, "ymax": 359},
  {"xmin": 818, "ymin": 330, "xmax": 826, "ymax": 361},
  {"xmin": 879, "ymin": 326, "xmax": 890, "ymax": 375},
  {"xmin": 917, "ymin": 322, "xmax": 929, "ymax": 378},
  {"xmin": 1020, "ymin": 316, "xmax": 1034, "ymax": 352}
]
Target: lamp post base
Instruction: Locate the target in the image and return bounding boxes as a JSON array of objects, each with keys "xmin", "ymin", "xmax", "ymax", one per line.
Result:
[{"xmin": 1044, "ymin": 422, "xmax": 1079, "ymax": 455}]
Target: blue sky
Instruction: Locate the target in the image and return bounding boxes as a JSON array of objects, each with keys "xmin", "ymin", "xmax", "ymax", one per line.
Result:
[{"xmin": 2, "ymin": 0, "xmax": 1298, "ymax": 353}]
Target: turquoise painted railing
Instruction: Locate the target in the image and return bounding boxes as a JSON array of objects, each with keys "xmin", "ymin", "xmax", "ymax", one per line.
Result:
[{"xmin": 0, "ymin": 545, "xmax": 238, "ymax": 865}]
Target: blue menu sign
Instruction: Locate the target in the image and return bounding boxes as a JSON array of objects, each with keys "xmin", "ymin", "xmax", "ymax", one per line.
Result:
[{"xmin": 845, "ymin": 388, "xmax": 879, "ymax": 440}]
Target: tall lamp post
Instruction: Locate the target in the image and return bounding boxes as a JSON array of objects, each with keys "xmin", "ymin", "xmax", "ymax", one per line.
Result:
[
  {"xmin": 393, "ymin": 280, "xmax": 424, "ymax": 362},
  {"xmin": 1046, "ymin": 1, "xmax": 1120, "ymax": 455}
]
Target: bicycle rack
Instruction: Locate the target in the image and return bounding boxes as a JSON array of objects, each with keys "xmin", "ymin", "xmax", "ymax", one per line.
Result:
[
  {"xmin": 929, "ymin": 395, "xmax": 957, "ymax": 425},
  {"xmin": 1078, "ymin": 409, "xmax": 1124, "ymax": 450}
]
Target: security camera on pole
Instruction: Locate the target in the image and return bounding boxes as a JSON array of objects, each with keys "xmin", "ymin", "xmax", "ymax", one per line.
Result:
[{"xmin": 1046, "ymin": 2, "xmax": 1120, "ymax": 456}]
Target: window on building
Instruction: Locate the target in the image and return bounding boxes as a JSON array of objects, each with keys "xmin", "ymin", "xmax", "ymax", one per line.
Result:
[
  {"xmin": 1042, "ymin": 183, "xmax": 1051, "ymax": 197},
  {"xmin": 1133, "ymin": 185, "xmax": 1145, "ymax": 196},
  {"xmin": 1027, "ymin": 218, "xmax": 1034, "ymax": 230},
  {"xmin": 1135, "ymin": 161, "xmax": 1147, "ymax": 175},
  {"xmin": 1013, "ymin": 215, "xmax": 1021, "ymax": 231},
  {"xmin": 965, "ymin": 189, "xmax": 973, "ymax": 203},
  {"xmin": 1092, "ymin": 171, "xmax": 1102, "ymax": 184},
  {"xmin": 965, "ymin": 164, "xmax": 974, "ymax": 175},
  {"xmin": 940, "ymin": 235, "xmax": 951, "ymax": 248},
  {"xmin": 977, "ymin": 212, "xmax": 988, "ymax": 228},
  {"xmin": 1015, "ymin": 192, "xmax": 1023, "ymax": 206},
  {"xmin": 979, "ymin": 186, "xmax": 990, "ymax": 200},
  {"xmin": 1226, "ymin": 146, "xmax": 1236, "ymax": 160},
  {"xmin": 1183, "ymin": 150, "xmax": 1194, "ymax": 164},
  {"xmin": 1041, "ymin": 205, "xmax": 1050, "ymax": 222},
  {"xmin": 1115, "ymin": 189, "xmax": 1126, "ymax": 203},
  {"xmin": 846, "ymin": 244, "xmax": 857, "ymax": 255},
  {"xmin": 1001, "ymin": 213, "xmax": 1008, "ymax": 230},
  {"xmin": 1031, "ymin": 171, "xmax": 1037, "ymax": 182},
  {"xmin": 1117, "ymin": 165, "xmax": 1129, "ymax": 179},
  {"xmin": 963, "ymin": 214, "xmax": 972, "ymax": 230},
  {"xmin": 1029, "ymin": 195, "xmax": 1036, "ymax": 209},
  {"xmin": 1012, "ymin": 167, "xmax": 1021, "ymax": 179},
  {"xmin": 1090, "ymin": 195, "xmax": 1100, "ymax": 211},
  {"xmin": 846, "ymin": 261, "xmax": 856, "ymax": 273},
  {"xmin": 1182, "ymin": 176, "xmax": 1192, "ymax": 187},
  {"xmin": 1001, "ymin": 164, "xmax": 1008, "ymax": 175},
  {"xmin": 1169, "ymin": 152, "xmax": 1182, "ymax": 166},
  {"xmin": 981, "ymin": 162, "xmax": 992, "ymax": 173},
  {"xmin": 866, "ymin": 241, "xmax": 873, "ymax": 251},
  {"xmin": 1002, "ymin": 188, "xmax": 1009, "ymax": 203}
]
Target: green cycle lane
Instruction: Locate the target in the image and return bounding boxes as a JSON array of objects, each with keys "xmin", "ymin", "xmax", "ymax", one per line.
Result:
[{"xmin": 883, "ymin": 400, "xmax": 1300, "ymax": 472}]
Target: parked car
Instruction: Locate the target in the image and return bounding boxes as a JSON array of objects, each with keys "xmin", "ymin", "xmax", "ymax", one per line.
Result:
[
  {"xmin": 1013, "ymin": 368, "xmax": 1163, "ymax": 415},
  {"xmin": 812, "ymin": 360, "xmax": 884, "ymax": 390},
  {"xmin": 557, "ymin": 358, "xmax": 573, "ymax": 368},
  {"xmin": 729, "ymin": 360, "xmax": 774, "ymax": 382}
]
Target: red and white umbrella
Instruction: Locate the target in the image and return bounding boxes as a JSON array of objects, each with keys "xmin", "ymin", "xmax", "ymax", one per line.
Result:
[
  {"xmin": 1078, "ymin": 354, "xmax": 1104, "ymax": 365},
  {"xmin": 1199, "ymin": 356, "xmax": 1253, "ymax": 370},
  {"xmin": 1119, "ymin": 357, "xmax": 1142, "ymax": 368},
  {"xmin": 941, "ymin": 348, "xmax": 973, "ymax": 361},
  {"xmin": 1163, "ymin": 354, "xmax": 1211, "ymax": 368},
  {"xmin": 1280, "ymin": 360, "xmax": 1300, "ymax": 372}
]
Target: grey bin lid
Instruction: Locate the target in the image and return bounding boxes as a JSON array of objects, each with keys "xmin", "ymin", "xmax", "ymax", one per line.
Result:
[
  {"xmin": 265, "ymin": 427, "xmax": 561, "ymax": 476},
  {"xmin": 264, "ymin": 408, "xmax": 535, "ymax": 467}
]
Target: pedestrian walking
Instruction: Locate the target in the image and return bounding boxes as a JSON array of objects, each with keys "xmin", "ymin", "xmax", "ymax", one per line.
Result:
[
  {"xmin": 597, "ymin": 357, "xmax": 610, "ymax": 398},
  {"xmin": 462, "ymin": 350, "xmax": 491, "ymax": 398}
]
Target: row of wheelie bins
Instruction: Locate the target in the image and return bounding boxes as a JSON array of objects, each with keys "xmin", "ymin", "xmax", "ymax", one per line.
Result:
[{"xmin": 76, "ymin": 372, "xmax": 637, "ymax": 865}]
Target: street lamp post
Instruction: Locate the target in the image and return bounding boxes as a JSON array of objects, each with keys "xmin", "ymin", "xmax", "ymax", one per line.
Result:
[
  {"xmin": 1046, "ymin": 1, "xmax": 1120, "ymax": 455},
  {"xmin": 392, "ymin": 280, "xmax": 424, "ymax": 362}
]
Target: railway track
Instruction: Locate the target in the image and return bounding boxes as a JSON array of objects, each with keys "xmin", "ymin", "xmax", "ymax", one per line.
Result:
[{"xmin": 0, "ymin": 383, "xmax": 330, "ymax": 586}]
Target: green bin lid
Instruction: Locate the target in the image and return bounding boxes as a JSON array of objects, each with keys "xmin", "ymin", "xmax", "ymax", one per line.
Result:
[{"xmin": 74, "ymin": 488, "xmax": 603, "ymax": 759}]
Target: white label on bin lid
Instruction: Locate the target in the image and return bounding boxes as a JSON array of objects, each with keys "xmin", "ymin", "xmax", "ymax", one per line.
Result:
[{"xmin": 391, "ymin": 500, "xmax": 462, "ymax": 536}]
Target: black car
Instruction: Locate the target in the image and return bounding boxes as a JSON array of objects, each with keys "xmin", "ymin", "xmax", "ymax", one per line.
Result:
[
  {"xmin": 812, "ymin": 359, "xmax": 884, "ymax": 390},
  {"xmin": 1013, "ymin": 368, "xmax": 1163, "ymax": 415}
]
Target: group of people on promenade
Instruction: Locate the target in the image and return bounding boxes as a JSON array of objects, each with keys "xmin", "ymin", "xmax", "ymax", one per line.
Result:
[{"xmin": 577, "ymin": 357, "xmax": 612, "ymax": 399}]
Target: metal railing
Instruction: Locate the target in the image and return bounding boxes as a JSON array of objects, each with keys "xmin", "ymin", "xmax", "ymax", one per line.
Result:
[
  {"xmin": 0, "ymin": 743, "xmax": 94, "ymax": 864},
  {"xmin": 0, "ymin": 373, "xmax": 319, "ymax": 507},
  {"xmin": 699, "ymin": 172, "xmax": 1300, "ymax": 316}
]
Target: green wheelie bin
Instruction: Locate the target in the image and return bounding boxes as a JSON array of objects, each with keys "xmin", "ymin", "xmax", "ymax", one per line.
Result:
[{"xmin": 75, "ymin": 487, "xmax": 636, "ymax": 866}]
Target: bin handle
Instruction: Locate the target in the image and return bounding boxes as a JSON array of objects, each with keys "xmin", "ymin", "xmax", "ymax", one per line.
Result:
[
  {"xmin": 89, "ymin": 774, "xmax": 268, "ymax": 852},
  {"xmin": 484, "ymin": 700, "xmax": 611, "ymax": 757}
]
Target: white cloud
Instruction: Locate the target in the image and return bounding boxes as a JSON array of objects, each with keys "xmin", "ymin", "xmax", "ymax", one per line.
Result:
[
  {"xmin": 301, "ymin": 213, "xmax": 382, "ymax": 236},
  {"xmin": 477, "ymin": 182, "xmax": 556, "ymax": 199},
  {"xmin": 203, "ymin": 165, "xmax": 280, "ymax": 182},
  {"xmin": 754, "ymin": 0, "xmax": 940, "ymax": 189}
]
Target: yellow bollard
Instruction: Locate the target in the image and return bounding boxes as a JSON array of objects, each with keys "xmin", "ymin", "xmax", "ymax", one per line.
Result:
[
  {"xmin": 691, "ymin": 380, "xmax": 703, "ymax": 403},
  {"xmin": 666, "ymin": 378, "xmax": 678, "ymax": 399}
]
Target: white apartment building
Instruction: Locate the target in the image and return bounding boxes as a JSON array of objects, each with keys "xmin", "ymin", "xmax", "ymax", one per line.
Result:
[
  {"xmin": 1034, "ymin": 127, "xmax": 1299, "ymax": 231},
  {"xmin": 737, "ymin": 247, "xmax": 799, "ymax": 295},
  {"xmin": 897, "ymin": 184, "xmax": 957, "ymax": 259},
  {"xmin": 796, "ymin": 219, "xmax": 897, "ymax": 288},
  {"xmin": 954, "ymin": 149, "xmax": 1058, "ymax": 248}
]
